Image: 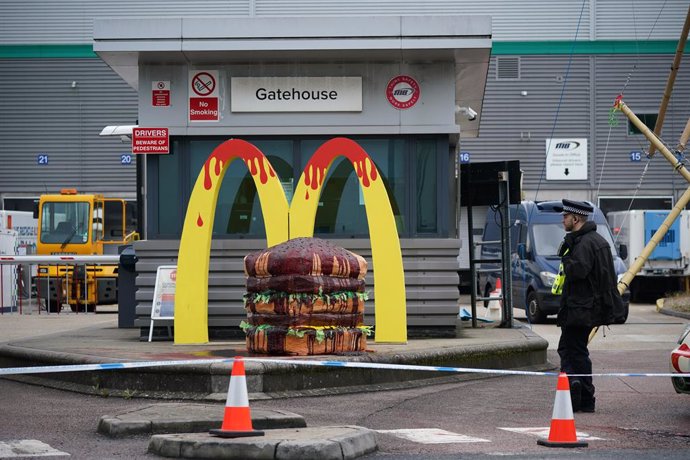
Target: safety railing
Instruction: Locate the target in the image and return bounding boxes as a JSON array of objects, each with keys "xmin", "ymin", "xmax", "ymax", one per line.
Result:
[{"xmin": 0, "ymin": 255, "xmax": 120, "ymax": 315}]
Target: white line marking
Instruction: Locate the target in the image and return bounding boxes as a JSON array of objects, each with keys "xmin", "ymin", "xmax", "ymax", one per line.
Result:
[
  {"xmin": 376, "ymin": 428, "xmax": 491, "ymax": 444},
  {"xmin": 499, "ymin": 427, "xmax": 607, "ymax": 440},
  {"xmin": 0, "ymin": 440, "xmax": 69, "ymax": 457}
]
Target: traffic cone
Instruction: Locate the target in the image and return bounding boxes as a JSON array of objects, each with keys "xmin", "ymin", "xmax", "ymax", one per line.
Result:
[
  {"xmin": 537, "ymin": 373, "xmax": 588, "ymax": 448},
  {"xmin": 209, "ymin": 356, "xmax": 265, "ymax": 438}
]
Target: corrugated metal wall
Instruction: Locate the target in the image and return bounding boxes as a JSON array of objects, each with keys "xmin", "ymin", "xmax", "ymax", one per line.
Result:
[
  {"xmin": 459, "ymin": 53, "xmax": 690, "ymax": 199},
  {"xmin": 1, "ymin": 1, "xmax": 687, "ymax": 43},
  {"xmin": 0, "ymin": 1, "xmax": 250, "ymax": 43},
  {"xmin": 0, "ymin": 59, "xmax": 138, "ymax": 196},
  {"xmin": 594, "ymin": 0, "xmax": 689, "ymax": 40},
  {"xmin": 460, "ymin": 56, "xmax": 593, "ymax": 194},
  {"xmin": 1, "ymin": 1, "xmax": 688, "ymax": 200},
  {"xmin": 594, "ymin": 55, "xmax": 690, "ymax": 194},
  {"xmin": 134, "ymin": 238, "xmax": 462, "ymax": 338}
]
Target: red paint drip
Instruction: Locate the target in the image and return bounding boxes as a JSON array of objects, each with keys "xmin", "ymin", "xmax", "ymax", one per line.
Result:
[
  {"xmin": 202, "ymin": 139, "xmax": 276, "ymax": 189},
  {"xmin": 359, "ymin": 161, "xmax": 370, "ymax": 187},
  {"xmin": 370, "ymin": 161, "xmax": 377, "ymax": 181},
  {"xmin": 301, "ymin": 138, "xmax": 379, "ymax": 198},
  {"xmin": 197, "ymin": 213, "xmax": 204, "ymax": 227}
]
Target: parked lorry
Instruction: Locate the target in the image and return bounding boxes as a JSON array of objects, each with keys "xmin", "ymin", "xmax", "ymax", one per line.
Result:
[
  {"xmin": 35, "ymin": 189, "xmax": 138, "ymax": 312},
  {"xmin": 607, "ymin": 210, "xmax": 690, "ymax": 301},
  {"xmin": 0, "ymin": 210, "xmax": 38, "ymax": 303},
  {"xmin": 478, "ymin": 200, "xmax": 630, "ymax": 323}
]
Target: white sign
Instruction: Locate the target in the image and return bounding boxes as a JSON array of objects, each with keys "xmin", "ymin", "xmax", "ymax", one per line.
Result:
[
  {"xmin": 151, "ymin": 265, "xmax": 177, "ymax": 320},
  {"xmin": 148, "ymin": 265, "xmax": 177, "ymax": 341},
  {"xmin": 231, "ymin": 77, "xmax": 362, "ymax": 112},
  {"xmin": 546, "ymin": 138, "xmax": 588, "ymax": 180}
]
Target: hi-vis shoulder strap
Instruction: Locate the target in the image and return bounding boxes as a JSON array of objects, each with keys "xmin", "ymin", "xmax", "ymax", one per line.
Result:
[{"xmin": 552, "ymin": 248, "xmax": 569, "ymax": 295}]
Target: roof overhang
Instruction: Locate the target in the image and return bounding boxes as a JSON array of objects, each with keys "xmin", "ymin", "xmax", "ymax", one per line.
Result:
[{"xmin": 94, "ymin": 15, "xmax": 491, "ymax": 137}]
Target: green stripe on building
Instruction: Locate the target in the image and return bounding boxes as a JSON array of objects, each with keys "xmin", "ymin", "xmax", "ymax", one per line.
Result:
[
  {"xmin": 1, "ymin": 40, "xmax": 687, "ymax": 59},
  {"xmin": 0, "ymin": 44, "xmax": 96, "ymax": 59},
  {"xmin": 492, "ymin": 40, "xmax": 689, "ymax": 55}
]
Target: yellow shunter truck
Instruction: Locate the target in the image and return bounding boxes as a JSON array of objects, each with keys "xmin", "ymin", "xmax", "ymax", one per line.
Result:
[{"xmin": 35, "ymin": 189, "xmax": 138, "ymax": 312}]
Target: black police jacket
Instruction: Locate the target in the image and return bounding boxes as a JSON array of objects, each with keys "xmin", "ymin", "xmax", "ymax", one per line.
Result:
[{"xmin": 557, "ymin": 221, "xmax": 622, "ymax": 328}]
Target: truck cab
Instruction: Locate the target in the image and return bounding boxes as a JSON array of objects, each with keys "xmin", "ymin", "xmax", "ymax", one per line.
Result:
[
  {"xmin": 479, "ymin": 200, "xmax": 630, "ymax": 323},
  {"xmin": 35, "ymin": 189, "xmax": 137, "ymax": 312}
]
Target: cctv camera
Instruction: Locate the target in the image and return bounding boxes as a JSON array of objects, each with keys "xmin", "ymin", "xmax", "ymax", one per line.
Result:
[{"xmin": 455, "ymin": 106, "xmax": 477, "ymax": 121}]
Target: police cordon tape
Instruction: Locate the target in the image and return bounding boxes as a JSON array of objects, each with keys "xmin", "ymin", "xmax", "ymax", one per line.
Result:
[{"xmin": 0, "ymin": 357, "xmax": 689, "ymax": 378}]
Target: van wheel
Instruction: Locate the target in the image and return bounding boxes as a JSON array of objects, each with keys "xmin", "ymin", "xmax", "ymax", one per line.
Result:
[{"xmin": 526, "ymin": 291, "xmax": 546, "ymax": 323}]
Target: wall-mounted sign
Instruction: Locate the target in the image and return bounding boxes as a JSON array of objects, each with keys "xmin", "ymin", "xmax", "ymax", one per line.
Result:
[
  {"xmin": 189, "ymin": 70, "xmax": 219, "ymax": 121},
  {"xmin": 545, "ymin": 138, "xmax": 588, "ymax": 180},
  {"xmin": 231, "ymin": 77, "xmax": 362, "ymax": 112},
  {"xmin": 630, "ymin": 151, "xmax": 642, "ymax": 162},
  {"xmin": 386, "ymin": 75, "xmax": 420, "ymax": 110},
  {"xmin": 132, "ymin": 127, "xmax": 169, "ymax": 154},
  {"xmin": 152, "ymin": 80, "xmax": 170, "ymax": 107},
  {"xmin": 37, "ymin": 154, "xmax": 49, "ymax": 165}
]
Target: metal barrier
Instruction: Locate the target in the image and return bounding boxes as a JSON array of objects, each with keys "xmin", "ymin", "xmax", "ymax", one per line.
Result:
[{"xmin": 0, "ymin": 255, "xmax": 120, "ymax": 315}]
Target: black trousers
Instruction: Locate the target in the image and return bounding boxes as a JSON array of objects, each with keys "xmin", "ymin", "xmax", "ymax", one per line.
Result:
[{"xmin": 557, "ymin": 326, "xmax": 594, "ymax": 405}]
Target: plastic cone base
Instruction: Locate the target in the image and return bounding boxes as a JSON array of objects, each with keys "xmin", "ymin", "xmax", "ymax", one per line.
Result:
[
  {"xmin": 209, "ymin": 428, "xmax": 265, "ymax": 438},
  {"xmin": 537, "ymin": 438, "xmax": 588, "ymax": 448}
]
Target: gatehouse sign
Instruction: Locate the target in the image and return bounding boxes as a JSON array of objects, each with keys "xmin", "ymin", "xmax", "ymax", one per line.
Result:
[{"xmin": 231, "ymin": 77, "xmax": 362, "ymax": 112}]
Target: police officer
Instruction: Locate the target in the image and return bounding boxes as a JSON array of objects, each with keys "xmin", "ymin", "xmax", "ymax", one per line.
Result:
[{"xmin": 554, "ymin": 199, "xmax": 621, "ymax": 413}]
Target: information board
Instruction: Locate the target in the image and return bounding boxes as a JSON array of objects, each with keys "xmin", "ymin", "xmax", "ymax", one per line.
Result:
[{"xmin": 149, "ymin": 265, "xmax": 177, "ymax": 342}]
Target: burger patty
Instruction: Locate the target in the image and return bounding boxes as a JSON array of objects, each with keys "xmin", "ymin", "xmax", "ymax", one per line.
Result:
[
  {"xmin": 246, "ymin": 274, "xmax": 365, "ymax": 294},
  {"xmin": 246, "ymin": 312, "xmax": 364, "ymax": 328},
  {"xmin": 246, "ymin": 296, "xmax": 365, "ymax": 315}
]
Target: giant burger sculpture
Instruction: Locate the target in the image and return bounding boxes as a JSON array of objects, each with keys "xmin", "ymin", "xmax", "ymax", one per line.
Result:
[{"xmin": 240, "ymin": 237, "xmax": 372, "ymax": 355}]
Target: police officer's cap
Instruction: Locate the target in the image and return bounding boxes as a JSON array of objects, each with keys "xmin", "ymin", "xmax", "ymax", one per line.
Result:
[{"xmin": 554, "ymin": 199, "xmax": 593, "ymax": 216}]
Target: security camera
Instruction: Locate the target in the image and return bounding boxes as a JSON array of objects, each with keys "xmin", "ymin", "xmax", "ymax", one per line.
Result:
[{"xmin": 455, "ymin": 106, "xmax": 477, "ymax": 121}]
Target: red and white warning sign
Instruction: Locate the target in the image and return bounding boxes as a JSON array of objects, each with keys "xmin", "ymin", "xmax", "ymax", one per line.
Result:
[
  {"xmin": 152, "ymin": 81, "xmax": 170, "ymax": 107},
  {"xmin": 132, "ymin": 127, "xmax": 169, "ymax": 154},
  {"xmin": 189, "ymin": 70, "xmax": 219, "ymax": 122},
  {"xmin": 386, "ymin": 75, "xmax": 420, "ymax": 110}
]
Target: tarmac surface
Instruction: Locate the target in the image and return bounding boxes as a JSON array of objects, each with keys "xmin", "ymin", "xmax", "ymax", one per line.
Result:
[{"xmin": 0, "ymin": 301, "xmax": 551, "ymax": 459}]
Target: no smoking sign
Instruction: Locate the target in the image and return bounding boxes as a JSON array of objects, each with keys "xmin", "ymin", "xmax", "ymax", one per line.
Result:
[{"xmin": 189, "ymin": 70, "xmax": 219, "ymax": 122}]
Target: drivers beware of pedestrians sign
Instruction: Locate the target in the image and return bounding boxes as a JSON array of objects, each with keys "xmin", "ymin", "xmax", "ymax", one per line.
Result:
[
  {"xmin": 189, "ymin": 70, "xmax": 219, "ymax": 122},
  {"xmin": 132, "ymin": 128, "xmax": 169, "ymax": 154}
]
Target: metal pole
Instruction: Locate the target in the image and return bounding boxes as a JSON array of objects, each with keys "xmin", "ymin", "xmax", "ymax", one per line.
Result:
[
  {"xmin": 46, "ymin": 269, "xmax": 50, "ymax": 314},
  {"xmin": 1, "ymin": 262, "xmax": 4, "ymax": 315},
  {"xmin": 590, "ymin": 100, "xmax": 690, "ymax": 342},
  {"xmin": 498, "ymin": 171, "xmax": 513, "ymax": 328},
  {"xmin": 648, "ymin": 5, "xmax": 690, "ymax": 157},
  {"xmin": 468, "ymin": 198, "xmax": 478, "ymax": 328},
  {"xmin": 678, "ymin": 119, "xmax": 690, "ymax": 153}
]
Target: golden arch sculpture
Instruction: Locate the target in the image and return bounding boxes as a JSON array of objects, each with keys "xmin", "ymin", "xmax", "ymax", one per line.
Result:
[{"xmin": 174, "ymin": 137, "xmax": 406, "ymax": 344}]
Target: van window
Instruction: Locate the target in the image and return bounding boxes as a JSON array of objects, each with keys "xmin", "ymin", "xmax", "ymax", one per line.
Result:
[
  {"xmin": 510, "ymin": 222, "xmax": 521, "ymax": 251},
  {"xmin": 532, "ymin": 223, "xmax": 617, "ymax": 257}
]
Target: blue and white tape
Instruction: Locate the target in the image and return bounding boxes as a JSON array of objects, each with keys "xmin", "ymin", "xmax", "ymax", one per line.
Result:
[{"xmin": 0, "ymin": 357, "xmax": 689, "ymax": 378}]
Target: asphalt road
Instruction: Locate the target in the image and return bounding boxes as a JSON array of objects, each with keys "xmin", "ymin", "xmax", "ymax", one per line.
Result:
[{"xmin": 0, "ymin": 302, "xmax": 688, "ymax": 459}]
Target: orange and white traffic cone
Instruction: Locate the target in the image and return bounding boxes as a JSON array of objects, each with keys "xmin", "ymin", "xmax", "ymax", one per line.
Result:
[
  {"xmin": 209, "ymin": 356, "xmax": 265, "ymax": 438},
  {"xmin": 537, "ymin": 372, "xmax": 588, "ymax": 448}
]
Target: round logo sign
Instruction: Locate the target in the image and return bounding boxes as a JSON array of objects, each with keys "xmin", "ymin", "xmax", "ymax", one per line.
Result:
[{"xmin": 386, "ymin": 75, "xmax": 420, "ymax": 109}]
